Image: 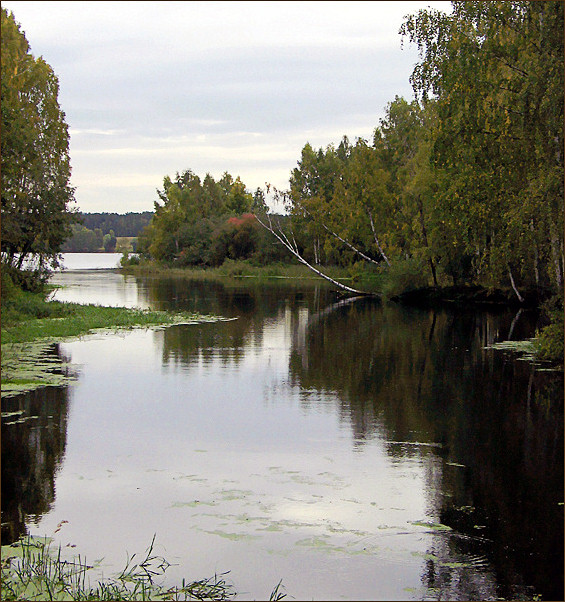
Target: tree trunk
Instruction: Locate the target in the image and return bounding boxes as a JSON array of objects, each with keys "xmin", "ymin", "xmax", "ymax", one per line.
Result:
[
  {"xmin": 549, "ymin": 222, "xmax": 563, "ymax": 289},
  {"xmin": 417, "ymin": 196, "xmax": 438, "ymax": 287},
  {"xmin": 507, "ymin": 264, "xmax": 524, "ymax": 303},
  {"xmin": 530, "ymin": 220, "xmax": 540, "ymax": 286},
  {"xmin": 366, "ymin": 208, "xmax": 391, "ymax": 266},
  {"xmin": 302, "ymin": 207, "xmax": 381, "ymax": 266},
  {"xmin": 255, "ymin": 213, "xmax": 375, "ymax": 295}
]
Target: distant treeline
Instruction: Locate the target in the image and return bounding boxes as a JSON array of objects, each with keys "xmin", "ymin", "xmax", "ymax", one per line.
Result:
[
  {"xmin": 81, "ymin": 212, "xmax": 153, "ymax": 237},
  {"xmin": 61, "ymin": 212, "xmax": 153, "ymax": 252}
]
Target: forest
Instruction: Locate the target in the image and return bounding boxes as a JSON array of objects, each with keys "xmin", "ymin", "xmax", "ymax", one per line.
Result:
[
  {"xmin": 61, "ymin": 212, "xmax": 153, "ymax": 252},
  {"xmin": 2, "ymin": 1, "xmax": 563, "ymax": 350},
  {"xmin": 133, "ymin": 1, "xmax": 563, "ymax": 305}
]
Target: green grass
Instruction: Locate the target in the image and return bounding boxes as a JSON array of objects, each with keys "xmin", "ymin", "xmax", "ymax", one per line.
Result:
[
  {"xmin": 1, "ymin": 280, "xmax": 229, "ymax": 395},
  {"xmin": 121, "ymin": 258, "xmax": 356, "ymax": 284},
  {"xmin": 1, "ymin": 535, "xmax": 234, "ymax": 601},
  {"xmin": 1, "ymin": 302, "xmax": 223, "ymax": 345},
  {"xmin": 1, "ymin": 535, "xmax": 287, "ymax": 601}
]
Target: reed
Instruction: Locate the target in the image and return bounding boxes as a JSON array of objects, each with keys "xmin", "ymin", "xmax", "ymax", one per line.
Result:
[{"xmin": 1, "ymin": 535, "xmax": 286, "ymax": 601}]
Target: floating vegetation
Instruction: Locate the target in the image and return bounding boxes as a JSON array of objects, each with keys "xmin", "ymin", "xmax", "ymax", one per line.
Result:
[
  {"xmin": 1, "ymin": 305, "xmax": 229, "ymax": 397},
  {"xmin": 200, "ymin": 529, "xmax": 260, "ymax": 542},
  {"xmin": 295, "ymin": 535, "xmax": 347, "ymax": 554},
  {"xmin": 216, "ymin": 489, "xmax": 254, "ymax": 501},
  {"xmin": 485, "ymin": 339, "xmax": 538, "ymax": 362},
  {"xmin": 171, "ymin": 500, "xmax": 218, "ymax": 508},
  {"xmin": 1, "ymin": 341, "xmax": 76, "ymax": 398}
]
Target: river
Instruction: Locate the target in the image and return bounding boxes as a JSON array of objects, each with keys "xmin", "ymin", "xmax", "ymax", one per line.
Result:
[{"xmin": 1, "ymin": 254, "xmax": 563, "ymax": 601}]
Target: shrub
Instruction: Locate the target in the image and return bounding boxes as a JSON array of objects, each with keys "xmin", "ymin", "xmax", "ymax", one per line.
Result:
[
  {"xmin": 535, "ymin": 296, "xmax": 564, "ymax": 363},
  {"xmin": 379, "ymin": 257, "xmax": 429, "ymax": 297}
]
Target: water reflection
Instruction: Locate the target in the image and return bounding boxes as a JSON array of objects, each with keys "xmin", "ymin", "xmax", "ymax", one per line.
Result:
[
  {"xmin": 3, "ymin": 272, "xmax": 562, "ymax": 601},
  {"xmin": 142, "ymin": 277, "xmax": 563, "ymax": 600},
  {"xmin": 287, "ymin": 300, "xmax": 563, "ymax": 601},
  {"xmin": 1, "ymin": 360, "xmax": 70, "ymax": 544}
]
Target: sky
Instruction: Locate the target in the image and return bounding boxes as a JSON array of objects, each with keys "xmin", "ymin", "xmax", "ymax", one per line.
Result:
[{"xmin": 3, "ymin": 1, "xmax": 452, "ymax": 214}]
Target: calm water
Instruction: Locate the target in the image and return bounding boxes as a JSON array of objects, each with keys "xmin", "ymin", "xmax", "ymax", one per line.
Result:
[{"xmin": 2, "ymin": 256, "xmax": 563, "ymax": 601}]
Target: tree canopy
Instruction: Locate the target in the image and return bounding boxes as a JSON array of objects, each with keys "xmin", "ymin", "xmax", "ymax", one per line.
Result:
[
  {"xmin": 1, "ymin": 8, "xmax": 77, "ymax": 288},
  {"xmin": 128, "ymin": 2, "xmax": 563, "ymax": 303},
  {"xmin": 255, "ymin": 1, "xmax": 563, "ymax": 299},
  {"xmin": 138, "ymin": 170, "xmax": 287, "ymax": 267}
]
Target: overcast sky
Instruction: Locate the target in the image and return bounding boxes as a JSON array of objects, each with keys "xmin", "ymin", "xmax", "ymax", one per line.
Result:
[{"xmin": 3, "ymin": 1, "xmax": 452, "ymax": 213}]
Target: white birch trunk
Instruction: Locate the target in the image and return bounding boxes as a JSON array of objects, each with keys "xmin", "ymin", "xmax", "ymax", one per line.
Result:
[{"xmin": 255, "ymin": 214, "xmax": 374, "ymax": 295}]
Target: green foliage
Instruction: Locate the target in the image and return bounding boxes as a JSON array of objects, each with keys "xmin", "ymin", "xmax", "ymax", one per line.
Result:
[
  {"xmin": 120, "ymin": 251, "xmax": 140, "ymax": 267},
  {"xmin": 1, "ymin": 535, "xmax": 237, "ymax": 601},
  {"xmin": 102, "ymin": 230, "xmax": 117, "ymax": 252},
  {"xmin": 81, "ymin": 212, "xmax": 153, "ymax": 237},
  {"xmin": 535, "ymin": 297, "xmax": 564, "ymax": 363},
  {"xmin": 1, "ymin": 8, "xmax": 78, "ymax": 284},
  {"xmin": 274, "ymin": 2, "xmax": 563, "ymax": 297},
  {"xmin": 62, "ymin": 224, "xmax": 104, "ymax": 252},
  {"xmin": 400, "ymin": 1, "xmax": 564, "ymax": 291},
  {"xmin": 142, "ymin": 170, "xmax": 290, "ymax": 268},
  {"xmin": 378, "ymin": 257, "xmax": 430, "ymax": 298}
]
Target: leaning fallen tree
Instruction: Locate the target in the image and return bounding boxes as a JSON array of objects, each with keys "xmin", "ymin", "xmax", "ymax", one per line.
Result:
[{"xmin": 254, "ymin": 210, "xmax": 377, "ymax": 296}]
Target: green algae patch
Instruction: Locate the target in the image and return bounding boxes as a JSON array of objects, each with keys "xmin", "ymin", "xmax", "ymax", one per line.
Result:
[
  {"xmin": 216, "ymin": 489, "xmax": 255, "ymax": 501},
  {"xmin": 485, "ymin": 339, "xmax": 538, "ymax": 362},
  {"xmin": 201, "ymin": 529, "xmax": 260, "ymax": 542},
  {"xmin": 1, "ymin": 301, "xmax": 228, "ymax": 345},
  {"xmin": 171, "ymin": 500, "xmax": 218, "ymax": 508},
  {"xmin": 1, "ymin": 535, "xmax": 53, "ymax": 561},
  {"xmin": 1, "ymin": 303, "xmax": 228, "ymax": 397},
  {"xmin": 1, "ymin": 340, "xmax": 77, "ymax": 398},
  {"xmin": 294, "ymin": 536, "xmax": 348, "ymax": 555}
]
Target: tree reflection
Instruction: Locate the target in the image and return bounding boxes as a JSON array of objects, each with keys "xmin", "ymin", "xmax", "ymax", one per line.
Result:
[
  {"xmin": 147, "ymin": 277, "xmax": 336, "ymax": 369},
  {"xmin": 133, "ymin": 276, "xmax": 562, "ymax": 599},
  {"xmin": 289, "ymin": 300, "xmax": 563, "ymax": 601},
  {"xmin": 1, "ymin": 364, "xmax": 70, "ymax": 544}
]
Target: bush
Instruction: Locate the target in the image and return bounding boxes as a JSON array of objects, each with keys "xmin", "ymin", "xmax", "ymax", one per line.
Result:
[
  {"xmin": 379, "ymin": 257, "xmax": 429, "ymax": 298},
  {"xmin": 535, "ymin": 296, "xmax": 564, "ymax": 363},
  {"xmin": 120, "ymin": 251, "xmax": 141, "ymax": 267},
  {"xmin": 217, "ymin": 258, "xmax": 254, "ymax": 277},
  {"xmin": 1, "ymin": 274, "xmax": 70, "ymax": 324}
]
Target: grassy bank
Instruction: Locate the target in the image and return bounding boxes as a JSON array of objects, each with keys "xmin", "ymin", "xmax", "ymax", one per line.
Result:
[
  {"xmin": 1, "ymin": 535, "xmax": 286, "ymax": 601},
  {"xmin": 1, "ymin": 301, "xmax": 222, "ymax": 345},
  {"xmin": 1, "ymin": 276, "xmax": 227, "ymax": 396},
  {"xmin": 1, "ymin": 271, "xmax": 225, "ymax": 346},
  {"xmin": 120, "ymin": 256, "xmax": 357, "ymax": 283}
]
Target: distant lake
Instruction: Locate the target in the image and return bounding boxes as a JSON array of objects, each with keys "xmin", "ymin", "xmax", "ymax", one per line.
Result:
[
  {"xmin": 57, "ymin": 252, "xmax": 124, "ymax": 271},
  {"xmin": 2, "ymin": 256, "xmax": 563, "ymax": 601}
]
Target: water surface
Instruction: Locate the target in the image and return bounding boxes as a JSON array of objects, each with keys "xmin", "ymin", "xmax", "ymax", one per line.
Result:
[{"xmin": 2, "ymin": 261, "xmax": 563, "ymax": 601}]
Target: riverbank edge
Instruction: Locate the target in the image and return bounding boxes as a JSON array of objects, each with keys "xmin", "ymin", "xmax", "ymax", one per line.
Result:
[
  {"xmin": 390, "ymin": 284, "xmax": 554, "ymax": 309},
  {"xmin": 121, "ymin": 261, "xmax": 556, "ymax": 308},
  {"xmin": 0, "ymin": 300, "xmax": 229, "ymax": 397},
  {"xmin": 119, "ymin": 262, "xmax": 564, "ymax": 365},
  {"xmin": 1, "ymin": 302, "xmax": 226, "ymax": 345}
]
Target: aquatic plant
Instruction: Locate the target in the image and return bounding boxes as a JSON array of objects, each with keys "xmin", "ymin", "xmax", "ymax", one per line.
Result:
[{"xmin": 1, "ymin": 535, "xmax": 285, "ymax": 601}]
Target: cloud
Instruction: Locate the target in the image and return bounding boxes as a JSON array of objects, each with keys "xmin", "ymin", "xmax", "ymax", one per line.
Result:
[{"xmin": 3, "ymin": 0, "xmax": 452, "ymax": 212}]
